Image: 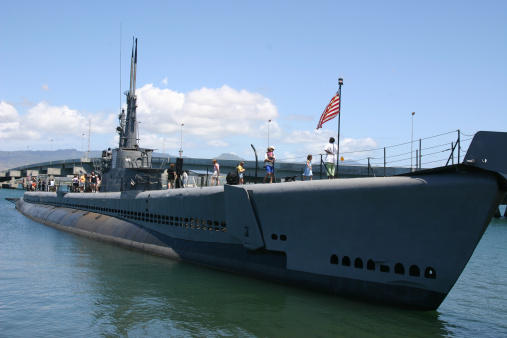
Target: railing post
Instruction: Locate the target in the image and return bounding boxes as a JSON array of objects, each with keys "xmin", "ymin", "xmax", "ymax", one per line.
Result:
[
  {"xmin": 457, "ymin": 129, "xmax": 461, "ymax": 163},
  {"xmin": 419, "ymin": 139, "xmax": 422, "ymax": 169},
  {"xmin": 383, "ymin": 147, "xmax": 386, "ymax": 177},
  {"xmin": 451, "ymin": 142, "xmax": 454, "ymax": 164},
  {"xmin": 320, "ymin": 154, "xmax": 323, "ymax": 180}
]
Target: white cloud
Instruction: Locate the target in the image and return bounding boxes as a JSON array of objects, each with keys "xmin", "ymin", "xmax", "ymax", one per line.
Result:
[
  {"xmin": 0, "ymin": 101, "xmax": 18, "ymax": 122},
  {"xmin": 0, "ymin": 101, "xmax": 40, "ymax": 140},
  {"xmin": 207, "ymin": 139, "xmax": 228, "ymax": 147},
  {"xmin": 136, "ymin": 84, "xmax": 278, "ymax": 140},
  {"xmin": 26, "ymin": 101, "xmax": 88, "ymax": 133},
  {"xmin": 161, "ymin": 77, "xmax": 168, "ymax": 86},
  {"xmin": 2, "ymin": 84, "xmax": 379, "ymax": 161},
  {"xmin": 278, "ymin": 128, "xmax": 379, "ymax": 162},
  {"xmin": 41, "ymin": 84, "xmax": 50, "ymax": 91},
  {"xmin": 0, "ymin": 100, "xmax": 117, "ymax": 149}
]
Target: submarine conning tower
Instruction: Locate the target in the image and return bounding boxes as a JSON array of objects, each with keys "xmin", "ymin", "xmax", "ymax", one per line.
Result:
[
  {"xmin": 99, "ymin": 37, "xmax": 164, "ymax": 192},
  {"xmin": 118, "ymin": 37, "xmax": 139, "ymax": 150}
]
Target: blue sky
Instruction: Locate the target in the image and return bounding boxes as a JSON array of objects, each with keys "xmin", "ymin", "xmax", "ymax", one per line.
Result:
[{"xmin": 1, "ymin": 0, "xmax": 506, "ymax": 167}]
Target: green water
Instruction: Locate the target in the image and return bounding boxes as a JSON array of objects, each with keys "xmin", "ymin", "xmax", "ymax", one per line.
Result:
[{"xmin": 1, "ymin": 189, "xmax": 506, "ymax": 337}]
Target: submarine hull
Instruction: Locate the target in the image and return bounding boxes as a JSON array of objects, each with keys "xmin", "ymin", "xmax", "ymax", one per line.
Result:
[{"xmin": 16, "ymin": 166, "xmax": 505, "ymax": 310}]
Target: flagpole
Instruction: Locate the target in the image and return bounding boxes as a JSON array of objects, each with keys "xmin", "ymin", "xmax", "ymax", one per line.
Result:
[{"xmin": 336, "ymin": 78, "xmax": 343, "ymax": 178}]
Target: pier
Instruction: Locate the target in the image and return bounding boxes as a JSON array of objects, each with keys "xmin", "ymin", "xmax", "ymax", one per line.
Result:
[
  {"xmin": 2, "ymin": 155, "xmax": 506, "ymax": 217},
  {"xmin": 0, "ymin": 155, "xmax": 411, "ymax": 186}
]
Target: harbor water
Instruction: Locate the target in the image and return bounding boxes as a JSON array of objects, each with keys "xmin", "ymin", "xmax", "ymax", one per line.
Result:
[{"xmin": 1, "ymin": 188, "xmax": 506, "ymax": 337}]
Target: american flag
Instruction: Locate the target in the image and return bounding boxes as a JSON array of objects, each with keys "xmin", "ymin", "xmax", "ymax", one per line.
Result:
[{"xmin": 316, "ymin": 93, "xmax": 340, "ymax": 130}]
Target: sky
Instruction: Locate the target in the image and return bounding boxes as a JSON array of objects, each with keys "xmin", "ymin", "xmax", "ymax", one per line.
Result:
[{"xmin": 1, "ymin": 0, "xmax": 506, "ymax": 167}]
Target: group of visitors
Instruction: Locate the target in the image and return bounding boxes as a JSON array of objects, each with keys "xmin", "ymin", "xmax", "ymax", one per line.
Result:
[
  {"xmin": 167, "ymin": 164, "xmax": 189, "ymax": 189},
  {"xmin": 164, "ymin": 137, "xmax": 339, "ymax": 187},
  {"xmin": 72, "ymin": 172, "xmax": 101, "ymax": 193},
  {"xmin": 27, "ymin": 177, "xmax": 55, "ymax": 191}
]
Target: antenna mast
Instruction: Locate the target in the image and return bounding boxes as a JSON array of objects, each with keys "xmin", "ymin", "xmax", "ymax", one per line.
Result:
[
  {"xmin": 119, "ymin": 37, "xmax": 139, "ymax": 149},
  {"xmin": 88, "ymin": 118, "xmax": 91, "ymax": 155},
  {"xmin": 119, "ymin": 23, "xmax": 122, "ymax": 118}
]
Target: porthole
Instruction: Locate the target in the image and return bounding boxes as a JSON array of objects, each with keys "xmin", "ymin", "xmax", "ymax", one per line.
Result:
[
  {"xmin": 394, "ymin": 263, "xmax": 405, "ymax": 275},
  {"xmin": 425, "ymin": 267, "xmax": 436, "ymax": 279},
  {"xmin": 380, "ymin": 265, "xmax": 390, "ymax": 273},
  {"xmin": 367, "ymin": 259, "xmax": 375, "ymax": 271},
  {"xmin": 271, "ymin": 234, "xmax": 278, "ymax": 240},
  {"xmin": 280, "ymin": 235, "xmax": 287, "ymax": 241},
  {"xmin": 409, "ymin": 265, "xmax": 420, "ymax": 277},
  {"xmin": 354, "ymin": 258, "xmax": 363, "ymax": 269},
  {"xmin": 330, "ymin": 255, "xmax": 339, "ymax": 265},
  {"xmin": 342, "ymin": 256, "xmax": 351, "ymax": 266}
]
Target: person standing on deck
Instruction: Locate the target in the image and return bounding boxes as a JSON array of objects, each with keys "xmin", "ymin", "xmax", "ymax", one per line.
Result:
[
  {"xmin": 324, "ymin": 137, "xmax": 338, "ymax": 179},
  {"xmin": 211, "ymin": 159, "xmax": 220, "ymax": 186},
  {"xmin": 263, "ymin": 146, "xmax": 276, "ymax": 183},
  {"xmin": 303, "ymin": 154, "xmax": 313, "ymax": 181}
]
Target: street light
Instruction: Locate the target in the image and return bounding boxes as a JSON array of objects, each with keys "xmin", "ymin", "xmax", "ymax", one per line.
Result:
[
  {"xmin": 411, "ymin": 112, "xmax": 415, "ymax": 171},
  {"xmin": 81, "ymin": 133, "xmax": 84, "ymax": 159},
  {"xmin": 179, "ymin": 123, "xmax": 184, "ymax": 157},
  {"xmin": 336, "ymin": 78, "xmax": 343, "ymax": 178},
  {"xmin": 50, "ymin": 139, "xmax": 53, "ymax": 165},
  {"xmin": 268, "ymin": 119, "xmax": 271, "ymax": 147}
]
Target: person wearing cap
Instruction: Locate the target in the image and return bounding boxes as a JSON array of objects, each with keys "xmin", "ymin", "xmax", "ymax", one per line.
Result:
[
  {"xmin": 90, "ymin": 171, "xmax": 98, "ymax": 193},
  {"xmin": 324, "ymin": 137, "xmax": 338, "ymax": 179},
  {"xmin": 264, "ymin": 146, "xmax": 276, "ymax": 183}
]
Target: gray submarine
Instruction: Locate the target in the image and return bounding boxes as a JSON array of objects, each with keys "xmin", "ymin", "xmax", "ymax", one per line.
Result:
[{"xmin": 13, "ymin": 38, "xmax": 507, "ymax": 310}]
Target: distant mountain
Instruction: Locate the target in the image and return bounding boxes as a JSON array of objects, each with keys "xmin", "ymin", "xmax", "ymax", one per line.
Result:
[
  {"xmin": 0, "ymin": 149, "xmax": 101, "ymax": 171},
  {"xmin": 215, "ymin": 153, "xmax": 244, "ymax": 161},
  {"xmin": 0, "ymin": 149, "xmax": 243, "ymax": 171}
]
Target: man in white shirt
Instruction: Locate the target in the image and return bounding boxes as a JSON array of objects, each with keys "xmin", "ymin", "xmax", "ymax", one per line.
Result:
[{"xmin": 324, "ymin": 137, "xmax": 337, "ymax": 179}]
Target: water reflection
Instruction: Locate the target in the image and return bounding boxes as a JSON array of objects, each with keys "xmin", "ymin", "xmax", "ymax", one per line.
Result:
[
  {"xmin": 76, "ymin": 237, "xmax": 451, "ymax": 337},
  {"xmin": 4, "ymin": 189, "xmax": 505, "ymax": 337}
]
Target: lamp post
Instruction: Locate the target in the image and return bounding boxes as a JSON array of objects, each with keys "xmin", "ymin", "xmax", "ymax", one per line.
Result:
[
  {"xmin": 50, "ymin": 139, "xmax": 53, "ymax": 165},
  {"xmin": 411, "ymin": 112, "xmax": 415, "ymax": 171},
  {"xmin": 268, "ymin": 119, "xmax": 271, "ymax": 147},
  {"xmin": 26, "ymin": 146, "xmax": 28, "ymax": 169},
  {"xmin": 81, "ymin": 133, "xmax": 84, "ymax": 159},
  {"xmin": 336, "ymin": 78, "xmax": 343, "ymax": 178},
  {"xmin": 179, "ymin": 123, "xmax": 184, "ymax": 157}
]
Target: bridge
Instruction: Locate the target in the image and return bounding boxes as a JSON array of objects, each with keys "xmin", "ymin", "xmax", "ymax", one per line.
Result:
[
  {"xmin": 0, "ymin": 155, "xmax": 410, "ymax": 185},
  {"xmin": 1, "ymin": 155, "xmax": 505, "ymax": 217}
]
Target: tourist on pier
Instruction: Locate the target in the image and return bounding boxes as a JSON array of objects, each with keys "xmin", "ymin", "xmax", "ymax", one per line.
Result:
[
  {"xmin": 72, "ymin": 175, "xmax": 79, "ymax": 192},
  {"xmin": 324, "ymin": 137, "xmax": 337, "ymax": 179},
  {"xmin": 181, "ymin": 170, "xmax": 188, "ymax": 188},
  {"xmin": 90, "ymin": 172, "xmax": 98, "ymax": 193},
  {"xmin": 80, "ymin": 174, "xmax": 87, "ymax": 192},
  {"xmin": 167, "ymin": 163, "xmax": 177, "ymax": 189},
  {"xmin": 237, "ymin": 161, "xmax": 245, "ymax": 184},
  {"xmin": 211, "ymin": 159, "xmax": 220, "ymax": 186},
  {"xmin": 303, "ymin": 154, "xmax": 313, "ymax": 181},
  {"xmin": 264, "ymin": 146, "xmax": 276, "ymax": 183},
  {"xmin": 107, "ymin": 148, "xmax": 112, "ymax": 159}
]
